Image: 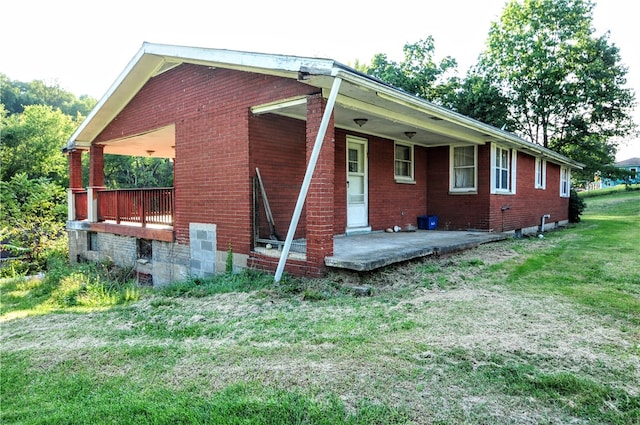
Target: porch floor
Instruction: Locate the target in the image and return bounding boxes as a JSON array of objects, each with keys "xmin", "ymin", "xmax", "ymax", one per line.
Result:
[{"xmin": 325, "ymin": 230, "xmax": 509, "ymax": 271}]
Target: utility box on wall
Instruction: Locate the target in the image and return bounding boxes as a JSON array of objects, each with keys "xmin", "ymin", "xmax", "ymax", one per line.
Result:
[{"xmin": 418, "ymin": 215, "xmax": 439, "ymax": 230}]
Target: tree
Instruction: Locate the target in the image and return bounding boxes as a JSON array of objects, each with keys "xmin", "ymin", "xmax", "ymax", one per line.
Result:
[
  {"xmin": 0, "ymin": 173, "xmax": 68, "ymax": 276},
  {"xmin": 441, "ymin": 72, "xmax": 512, "ymax": 129},
  {"xmin": 102, "ymin": 155, "xmax": 174, "ymax": 188},
  {"xmin": 478, "ymin": 0, "xmax": 636, "ymax": 178},
  {"xmin": 0, "ymin": 104, "xmax": 78, "ymax": 186},
  {"xmin": 357, "ymin": 37, "xmax": 459, "ymax": 103},
  {"xmin": 0, "ymin": 73, "xmax": 96, "ymax": 117}
]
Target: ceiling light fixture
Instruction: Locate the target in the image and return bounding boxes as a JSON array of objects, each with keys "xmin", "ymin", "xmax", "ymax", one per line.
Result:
[
  {"xmin": 353, "ymin": 118, "xmax": 368, "ymax": 127},
  {"xmin": 404, "ymin": 131, "xmax": 416, "ymax": 139}
]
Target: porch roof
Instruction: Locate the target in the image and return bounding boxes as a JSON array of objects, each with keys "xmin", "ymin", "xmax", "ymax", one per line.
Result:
[{"xmin": 64, "ymin": 42, "xmax": 582, "ymax": 169}]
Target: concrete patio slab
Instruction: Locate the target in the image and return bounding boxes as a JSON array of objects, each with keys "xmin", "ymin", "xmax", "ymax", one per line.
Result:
[{"xmin": 325, "ymin": 230, "xmax": 509, "ymax": 271}]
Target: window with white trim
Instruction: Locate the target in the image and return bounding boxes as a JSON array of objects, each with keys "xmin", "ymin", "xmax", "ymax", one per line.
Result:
[
  {"xmin": 560, "ymin": 166, "xmax": 571, "ymax": 197},
  {"xmin": 491, "ymin": 144, "xmax": 517, "ymax": 194},
  {"xmin": 450, "ymin": 145, "xmax": 477, "ymax": 192},
  {"xmin": 535, "ymin": 157, "xmax": 546, "ymax": 189},
  {"xmin": 394, "ymin": 142, "xmax": 414, "ymax": 182}
]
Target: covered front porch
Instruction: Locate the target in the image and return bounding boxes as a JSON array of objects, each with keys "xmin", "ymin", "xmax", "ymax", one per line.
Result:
[
  {"xmin": 254, "ymin": 230, "xmax": 509, "ymax": 272},
  {"xmin": 328, "ymin": 230, "xmax": 509, "ymax": 271},
  {"xmin": 68, "ymin": 186, "xmax": 175, "ymax": 242}
]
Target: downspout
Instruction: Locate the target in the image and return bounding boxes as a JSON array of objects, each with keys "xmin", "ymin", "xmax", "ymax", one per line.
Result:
[
  {"xmin": 274, "ymin": 76, "xmax": 343, "ymax": 283},
  {"xmin": 541, "ymin": 214, "xmax": 551, "ymax": 232}
]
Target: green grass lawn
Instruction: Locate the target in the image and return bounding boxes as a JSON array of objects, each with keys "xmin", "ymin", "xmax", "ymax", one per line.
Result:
[{"xmin": 1, "ymin": 190, "xmax": 639, "ymax": 424}]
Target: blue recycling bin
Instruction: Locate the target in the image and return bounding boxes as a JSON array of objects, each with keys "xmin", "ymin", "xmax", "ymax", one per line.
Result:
[
  {"xmin": 427, "ymin": 215, "xmax": 438, "ymax": 230},
  {"xmin": 417, "ymin": 215, "xmax": 428, "ymax": 230},
  {"xmin": 418, "ymin": 215, "xmax": 438, "ymax": 230}
]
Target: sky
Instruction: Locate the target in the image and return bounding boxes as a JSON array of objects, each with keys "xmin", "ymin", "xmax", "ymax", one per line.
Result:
[{"xmin": 2, "ymin": 0, "xmax": 638, "ymax": 161}]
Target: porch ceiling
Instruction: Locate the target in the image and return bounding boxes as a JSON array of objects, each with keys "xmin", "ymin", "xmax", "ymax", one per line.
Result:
[
  {"xmin": 100, "ymin": 124, "xmax": 175, "ymax": 158},
  {"xmin": 252, "ymin": 78, "xmax": 490, "ymax": 147}
]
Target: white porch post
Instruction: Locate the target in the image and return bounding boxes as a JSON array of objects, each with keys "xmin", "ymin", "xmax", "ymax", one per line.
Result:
[
  {"xmin": 67, "ymin": 189, "xmax": 76, "ymax": 221},
  {"xmin": 274, "ymin": 77, "xmax": 342, "ymax": 282},
  {"xmin": 87, "ymin": 187, "xmax": 99, "ymax": 223}
]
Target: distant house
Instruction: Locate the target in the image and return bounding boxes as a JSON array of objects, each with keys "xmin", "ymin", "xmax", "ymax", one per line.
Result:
[
  {"xmin": 593, "ymin": 157, "xmax": 640, "ymax": 189},
  {"xmin": 63, "ymin": 43, "xmax": 583, "ymax": 285},
  {"xmin": 616, "ymin": 157, "xmax": 640, "ymax": 183}
]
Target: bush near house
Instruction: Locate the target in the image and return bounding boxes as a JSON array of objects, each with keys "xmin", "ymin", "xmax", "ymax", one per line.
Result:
[{"xmin": 568, "ymin": 188, "xmax": 586, "ymax": 222}]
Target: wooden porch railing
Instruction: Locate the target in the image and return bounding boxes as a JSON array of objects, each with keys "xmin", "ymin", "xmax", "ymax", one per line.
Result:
[
  {"xmin": 74, "ymin": 191, "xmax": 88, "ymax": 220},
  {"xmin": 73, "ymin": 188, "xmax": 174, "ymax": 227}
]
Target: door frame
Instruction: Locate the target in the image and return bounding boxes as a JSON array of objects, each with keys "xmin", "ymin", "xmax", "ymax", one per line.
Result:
[{"xmin": 346, "ymin": 135, "xmax": 371, "ymax": 234}]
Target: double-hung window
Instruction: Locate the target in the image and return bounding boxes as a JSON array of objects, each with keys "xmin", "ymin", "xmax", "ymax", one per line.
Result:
[
  {"xmin": 394, "ymin": 142, "xmax": 414, "ymax": 183},
  {"xmin": 560, "ymin": 166, "xmax": 571, "ymax": 197},
  {"xmin": 450, "ymin": 145, "xmax": 477, "ymax": 192},
  {"xmin": 491, "ymin": 144, "xmax": 517, "ymax": 194},
  {"xmin": 535, "ymin": 157, "xmax": 546, "ymax": 189}
]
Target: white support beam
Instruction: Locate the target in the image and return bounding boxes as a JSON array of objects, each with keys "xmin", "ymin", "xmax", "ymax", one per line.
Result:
[
  {"xmin": 274, "ymin": 77, "xmax": 343, "ymax": 283},
  {"xmin": 251, "ymin": 96, "xmax": 308, "ymax": 115}
]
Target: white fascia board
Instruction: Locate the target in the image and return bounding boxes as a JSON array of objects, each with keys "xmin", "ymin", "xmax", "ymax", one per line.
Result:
[
  {"xmin": 143, "ymin": 42, "xmax": 336, "ymax": 78},
  {"xmin": 64, "ymin": 43, "xmax": 338, "ymax": 152},
  {"xmin": 64, "ymin": 47, "xmax": 164, "ymax": 151}
]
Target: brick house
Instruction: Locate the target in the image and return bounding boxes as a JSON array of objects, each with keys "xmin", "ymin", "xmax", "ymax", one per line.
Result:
[{"xmin": 64, "ymin": 43, "xmax": 582, "ymax": 285}]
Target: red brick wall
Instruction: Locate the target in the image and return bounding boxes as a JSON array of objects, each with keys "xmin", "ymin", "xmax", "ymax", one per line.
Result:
[
  {"xmin": 333, "ymin": 131, "xmax": 428, "ymax": 233},
  {"xmin": 95, "ymin": 64, "xmax": 315, "ymax": 255},
  {"xmin": 369, "ymin": 137, "xmax": 428, "ymax": 230},
  {"xmin": 426, "ymin": 144, "xmax": 569, "ymax": 232},
  {"xmin": 305, "ymin": 94, "xmax": 335, "ymax": 272},
  {"xmin": 426, "ymin": 145, "xmax": 491, "ymax": 230},
  {"xmin": 89, "ymin": 144, "xmax": 105, "ymax": 187},
  {"xmin": 247, "ymin": 94, "xmax": 336, "ymax": 277},
  {"xmin": 333, "ymin": 129, "xmax": 348, "ymax": 233},
  {"xmin": 68, "ymin": 151, "xmax": 83, "ymax": 189},
  {"xmin": 249, "ymin": 114, "xmax": 307, "ymax": 241},
  {"xmin": 488, "ymin": 153, "xmax": 569, "ymax": 232},
  {"xmin": 91, "ymin": 61, "xmax": 572, "ymax": 276}
]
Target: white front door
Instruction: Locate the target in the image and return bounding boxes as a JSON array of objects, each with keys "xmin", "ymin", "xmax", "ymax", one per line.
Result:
[{"xmin": 346, "ymin": 137, "xmax": 370, "ymax": 232}]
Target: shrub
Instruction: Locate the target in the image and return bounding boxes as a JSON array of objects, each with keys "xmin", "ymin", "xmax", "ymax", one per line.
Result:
[
  {"xmin": 0, "ymin": 173, "xmax": 68, "ymax": 277},
  {"xmin": 569, "ymin": 188, "xmax": 586, "ymax": 222},
  {"xmin": 44, "ymin": 257, "xmax": 139, "ymax": 308}
]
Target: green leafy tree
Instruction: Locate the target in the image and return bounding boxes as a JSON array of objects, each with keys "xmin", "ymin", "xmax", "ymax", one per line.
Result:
[
  {"xmin": 441, "ymin": 72, "xmax": 512, "ymax": 129},
  {"xmin": 99, "ymin": 155, "xmax": 174, "ymax": 189},
  {"xmin": 478, "ymin": 0, "xmax": 636, "ymax": 179},
  {"xmin": 357, "ymin": 37, "xmax": 459, "ymax": 103},
  {"xmin": 0, "ymin": 78, "xmax": 98, "ymax": 276},
  {"xmin": 1, "ymin": 104, "xmax": 77, "ymax": 186},
  {"xmin": 0, "ymin": 173, "xmax": 68, "ymax": 276},
  {"xmin": 0, "ymin": 73, "xmax": 96, "ymax": 117}
]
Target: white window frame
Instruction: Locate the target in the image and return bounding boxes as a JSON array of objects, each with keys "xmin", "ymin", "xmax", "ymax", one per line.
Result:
[
  {"xmin": 560, "ymin": 166, "xmax": 571, "ymax": 197},
  {"xmin": 394, "ymin": 142, "xmax": 415, "ymax": 183},
  {"xmin": 491, "ymin": 143, "xmax": 517, "ymax": 194},
  {"xmin": 449, "ymin": 145, "xmax": 478, "ymax": 193},
  {"xmin": 535, "ymin": 157, "xmax": 547, "ymax": 189}
]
